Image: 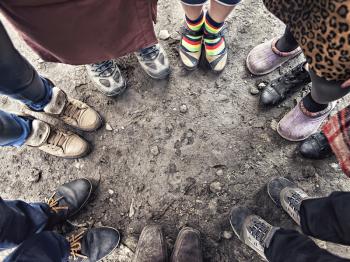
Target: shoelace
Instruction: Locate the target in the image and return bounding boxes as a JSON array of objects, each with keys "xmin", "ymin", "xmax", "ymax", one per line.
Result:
[
  {"xmin": 46, "ymin": 192, "xmax": 69, "ymax": 213},
  {"xmin": 68, "ymin": 230, "xmax": 88, "ymax": 260},
  {"xmin": 287, "ymin": 192, "xmax": 302, "ymax": 212},
  {"xmin": 139, "ymin": 45, "xmax": 159, "ymax": 61},
  {"xmin": 248, "ymin": 220, "xmax": 269, "ymax": 246},
  {"xmin": 63, "ymin": 101, "xmax": 84, "ymax": 121},
  {"xmin": 91, "ymin": 60, "xmax": 115, "ymax": 77},
  {"xmin": 47, "ymin": 129, "xmax": 68, "ymax": 150}
]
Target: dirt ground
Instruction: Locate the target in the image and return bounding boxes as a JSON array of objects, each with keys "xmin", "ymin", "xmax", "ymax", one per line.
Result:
[{"xmin": 1, "ymin": 0, "xmax": 350, "ymax": 261}]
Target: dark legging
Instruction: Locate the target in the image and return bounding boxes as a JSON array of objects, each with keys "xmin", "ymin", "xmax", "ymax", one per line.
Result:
[
  {"xmin": 266, "ymin": 192, "xmax": 350, "ymax": 262},
  {"xmin": 181, "ymin": 0, "xmax": 241, "ymax": 6},
  {"xmin": 0, "ymin": 20, "xmax": 52, "ymax": 146}
]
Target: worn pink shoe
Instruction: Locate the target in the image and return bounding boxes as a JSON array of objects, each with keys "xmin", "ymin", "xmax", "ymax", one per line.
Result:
[
  {"xmin": 277, "ymin": 101, "xmax": 335, "ymax": 142},
  {"xmin": 246, "ymin": 38, "xmax": 302, "ymax": 76}
]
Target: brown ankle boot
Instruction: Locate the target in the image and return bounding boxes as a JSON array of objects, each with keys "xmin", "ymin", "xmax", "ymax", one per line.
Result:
[
  {"xmin": 171, "ymin": 227, "xmax": 203, "ymax": 262},
  {"xmin": 43, "ymin": 85, "xmax": 102, "ymax": 132},
  {"xmin": 25, "ymin": 119, "xmax": 90, "ymax": 159},
  {"xmin": 133, "ymin": 225, "xmax": 168, "ymax": 262}
]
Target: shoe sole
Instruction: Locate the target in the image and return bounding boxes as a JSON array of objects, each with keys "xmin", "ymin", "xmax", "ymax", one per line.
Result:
[{"xmin": 246, "ymin": 51, "xmax": 302, "ymax": 76}]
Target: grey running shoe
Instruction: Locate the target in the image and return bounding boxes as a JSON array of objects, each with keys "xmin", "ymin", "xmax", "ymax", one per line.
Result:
[
  {"xmin": 86, "ymin": 60, "xmax": 126, "ymax": 97},
  {"xmin": 230, "ymin": 207, "xmax": 278, "ymax": 260},
  {"xmin": 268, "ymin": 177, "xmax": 310, "ymax": 225},
  {"xmin": 135, "ymin": 44, "xmax": 170, "ymax": 79}
]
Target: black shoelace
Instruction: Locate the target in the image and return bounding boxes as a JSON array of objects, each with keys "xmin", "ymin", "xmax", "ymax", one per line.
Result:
[
  {"xmin": 91, "ymin": 60, "xmax": 115, "ymax": 77},
  {"xmin": 248, "ymin": 220, "xmax": 269, "ymax": 246}
]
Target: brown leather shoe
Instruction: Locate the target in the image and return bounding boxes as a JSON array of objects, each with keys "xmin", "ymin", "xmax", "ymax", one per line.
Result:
[
  {"xmin": 25, "ymin": 119, "xmax": 90, "ymax": 159},
  {"xmin": 43, "ymin": 84, "xmax": 102, "ymax": 132},
  {"xmin": 133, "ymin": 225, "xmax": 168, "ymax": 262},
  {"xmin": 170, "ymin": 227, "xmax": 203, "ymax": 262}
]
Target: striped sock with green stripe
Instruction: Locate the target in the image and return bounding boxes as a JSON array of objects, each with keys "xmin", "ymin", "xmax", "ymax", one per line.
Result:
[
  {"xmin": 181, "ymin": 13, "xmax": 205, "ymax": 53},
  {"xmin": 204, "ymin": 13, "xmax": 225, "ymax": 56}
]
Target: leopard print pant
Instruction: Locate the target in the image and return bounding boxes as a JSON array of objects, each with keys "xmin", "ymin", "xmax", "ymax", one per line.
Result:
[{"xmin": 263, "ymin": 0, "xmax": 350, "ymax": 81}]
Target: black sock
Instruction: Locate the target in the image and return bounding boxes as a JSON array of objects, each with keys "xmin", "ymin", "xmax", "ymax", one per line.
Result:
[
  {"xmin": 276, "ymin": 27, "xmax": 299, "ymax": 52},
  {"xmin": 302, "ymin": 93, "xmax": 328, "ymax": 112}
]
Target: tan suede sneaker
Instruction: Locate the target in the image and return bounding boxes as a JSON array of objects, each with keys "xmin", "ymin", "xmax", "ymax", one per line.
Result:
[
  {"xmin": 43, "ymin": 85, "xmax": 102, "ymax": 132},
  {"xmin": 25, "ymin": 120, "xmax": 90, "ymax": 159}
]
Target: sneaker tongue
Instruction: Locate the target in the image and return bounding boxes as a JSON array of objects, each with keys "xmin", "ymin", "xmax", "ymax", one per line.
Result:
[
  {"xmin": 44, "ymin": 87, "xmax": 67, "ymax": 115},
  {"xmin": 25, "ymin": 120, "xmax": 50, "ymax": 147}
]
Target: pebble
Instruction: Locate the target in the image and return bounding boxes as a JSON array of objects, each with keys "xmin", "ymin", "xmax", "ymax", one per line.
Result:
[
  {"xmin": 250, "ymin": 86, "xmax": 260, "ymax": 95},
  {"xmin": 210, "ymin": 181, "xmax": 222, "ymax": 193},
  {"xmin": 108, "ymin": 189, "xmax": 114, "ymax": 195},
  {"xmin": 180, "ymin": 104, "xmax": 188, "ymax": 113},
  {"xmin": 129, "ymin": 198, "xmax": 135, "ymax": 218},
  {"xmin": 159, "ymin": 30, "xmax": 170, "ymax": 40},
  {"xmin": 223, "ymin": 231, "xmax": 233, "ymax": 239},
  {"xmin": 105, "ymin": 123, "xmax": 113, "ymax": 131},
  {"xmin": 257, "ymin": 82, "xmax": 267, "ymax": 90},
  {"xmin": 29, "ymin": 170, "xmax": 42, "ymax": 183},
  {"xmin": 150, "ymin": 145, "xmax": 160, "ymax": 156},
  {"xmin": 216, "ymin": 169, "xmax": 224, "ymax": 176}
]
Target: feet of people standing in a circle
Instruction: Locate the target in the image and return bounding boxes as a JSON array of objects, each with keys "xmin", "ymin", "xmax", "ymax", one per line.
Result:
[
  {"xmin": 67, "ymin": 227, "xmax": 120, "ymax": 262},
  {"xmin": 299, "ymin": 132, "xmax": 333, "ymax": 159},
  {"xmin": 277, "ymin": 100, "xmax": 335, "ymax": 142},
  {"xmin": 246, "ymin": 37, "xmax": 302, "ymax": 76},
  {"xmin": 260, "ymin": 62, "xmax": 311, "ymax": 106},
  {"xmin": 25, "ymin": 119, "xmax": 90, "ymax": 159},
  {"xmin": 135, "ymin": 44, "xmax": 171, "ymax": 80},
  {"xmin": 86, "ymin": 60, "xmax": 127, "ymax": 97},
  {"xmin": 267, "ymin": 177, "xmax": 310, "ymax": 225}
]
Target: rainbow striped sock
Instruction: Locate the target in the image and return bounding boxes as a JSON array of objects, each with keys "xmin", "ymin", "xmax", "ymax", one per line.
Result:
[
  {"xmin": 204, "ymin": 13, "xmax": 225, "ymax": 56},
  {"xmin": 181, "ymin": 13, "xmax": 204, "ymax": 53}
]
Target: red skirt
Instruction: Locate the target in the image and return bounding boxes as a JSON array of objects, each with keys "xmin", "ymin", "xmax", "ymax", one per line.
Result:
[{"xmin": 0, "ymin": 0, "xmax": 158, "ymax": 65}]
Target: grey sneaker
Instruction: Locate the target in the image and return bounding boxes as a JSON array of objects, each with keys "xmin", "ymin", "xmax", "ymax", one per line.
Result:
[
  {"xmin": 268, "ymin": 177, "xmax": 310, "ymax": 225},
  {"xmin": 135, "ymin": 44, "xmax": 170, "ymax": 79},
  {"xmin": 86, "ymin": 60, "xmax": 126, "ymax": 97},
  {"xmin": 230, "ymin": 207, "xmax": 278, "ymax": 260}
]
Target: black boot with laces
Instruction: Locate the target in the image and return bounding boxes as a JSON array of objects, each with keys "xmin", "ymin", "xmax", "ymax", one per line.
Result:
[{"xmin": 260, "ymin": 62, "xmax": 311, "ymax": 106}]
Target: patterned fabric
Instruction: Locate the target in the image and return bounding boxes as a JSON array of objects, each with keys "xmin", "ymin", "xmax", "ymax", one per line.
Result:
[
  {"xmin": 181, "ymin": 13, "xmax": 204, "ymax": 53},
  {"xmin": 204, "ymin": 13, "xmax": 226, "ymax": 56},
  {"xmin": 323, "ymin": 105, "xmax": 350, "ymax": 177},
  {"xmin": 263, "ymin": 0, "xmax": 350, "ymax": 81}
]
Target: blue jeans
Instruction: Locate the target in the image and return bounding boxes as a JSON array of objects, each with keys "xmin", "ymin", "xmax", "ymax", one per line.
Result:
[
  {"xmin": 0, "ymin": 198, "xmax": 70, "ymax": 262},
  {"xmin": 0, "ymin": 21, "xmax": 52, "ymax": 147}
]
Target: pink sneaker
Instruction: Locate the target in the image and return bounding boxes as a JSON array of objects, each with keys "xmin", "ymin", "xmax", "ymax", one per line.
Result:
[
  {"xmin": 277, "ymin": 101, "xmax": 335, "ymax": 141},
  {"xmin": 246, "ymin": 38, "xmax": 302, "ymax": 76}
]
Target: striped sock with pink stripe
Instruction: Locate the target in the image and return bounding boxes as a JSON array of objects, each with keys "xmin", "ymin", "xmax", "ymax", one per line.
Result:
[
  {"xmin": 181, "ymin": 12, "xmax": 204, "ymax": 53},
  {"xmin": 204, "ymin": 13, "xmax": 225, "ymax": 56}
]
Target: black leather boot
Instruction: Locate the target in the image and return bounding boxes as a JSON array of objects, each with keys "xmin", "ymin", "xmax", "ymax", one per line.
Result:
[
  {"xmin": 171, "ymin": 227, "xmax": 203, "ymax": 262},
  {"xmin": 299, "ymin": 132, "xmax": 333, "ymax": 159},
  {"xmin": 260, "ymin": 62, "xmax": 311, "ymax": 106},
  {"xmin": 46, "ymin": 178, "xmax": 93, "ymax": 226},
  {"xmin": 67, "ymin": 227, "xmax": 120, "ymax": 261}
]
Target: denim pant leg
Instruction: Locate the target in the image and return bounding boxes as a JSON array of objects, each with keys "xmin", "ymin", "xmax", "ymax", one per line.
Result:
[
  {"xmin": 0, "ymin": 110, "xmax": 31, "ymax": 147},
  {"xmin": 0, "ymin": 21, "xmax": 52, "ymax": 111},
  {"xmin": 4, "ymin": 231, "xmax": 70, "ymax": 262},
  {"xmin": 0, "ymin": 197, "xmax": 52, "ymax": 249}
]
